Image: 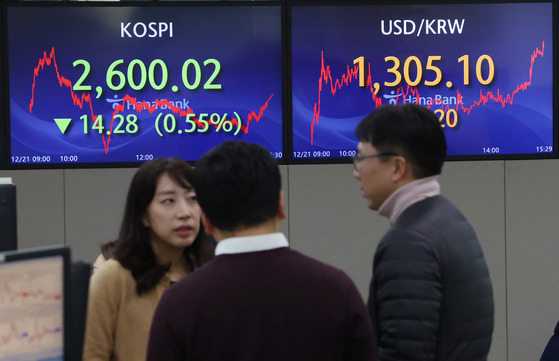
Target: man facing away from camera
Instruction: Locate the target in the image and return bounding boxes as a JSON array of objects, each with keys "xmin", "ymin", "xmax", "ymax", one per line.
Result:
[
  {"xmin": 147, "ymin": 140, "xmax": 376, "ymax": 361},
  {"xmin": 352, "ymin": 103, "xmax": 494, "ymax": 361}
]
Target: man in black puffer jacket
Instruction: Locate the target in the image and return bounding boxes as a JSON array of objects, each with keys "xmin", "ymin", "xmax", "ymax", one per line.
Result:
[{"xmin": 353, "ymin": 104, "xmax": 494, "ymax": 361}]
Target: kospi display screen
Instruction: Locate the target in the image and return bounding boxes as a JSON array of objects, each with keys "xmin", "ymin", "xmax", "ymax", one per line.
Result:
[
  {"xmin": 290, "ymin": 1, "xmax": 556, "ymax": 162},
  {"xmin": 5, "ymin": 2, "xmax": 283, "ymax": 168}
]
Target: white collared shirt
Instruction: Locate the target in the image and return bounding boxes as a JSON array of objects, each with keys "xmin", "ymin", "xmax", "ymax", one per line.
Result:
[
  {"xmin": 215, "ymin": 232, "xmax": 289, "ymax": 256},
  {"xmin": 378, "ymin": 175, "xmax": 441, "ymax": 225}
]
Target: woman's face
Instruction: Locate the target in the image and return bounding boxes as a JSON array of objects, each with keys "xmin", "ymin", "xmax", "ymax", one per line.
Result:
[{"xmin": 142, "ymin": 173, "xmax": 201, "ymax": 252}]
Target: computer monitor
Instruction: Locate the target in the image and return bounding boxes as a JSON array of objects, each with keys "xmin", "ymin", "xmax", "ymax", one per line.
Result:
[
  {"xmin": 0, "ymin": 182, "xmax": 17, "ymax": 252},
  {"xmin": 0, "ymin": 3, "xmax": 5, "ymax": 170},
  {"xmin": 0, "ymin": 246, "xmax": 69, "ymax": 361}
]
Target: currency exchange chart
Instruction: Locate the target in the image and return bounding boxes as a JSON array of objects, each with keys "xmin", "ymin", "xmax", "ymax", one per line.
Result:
[
  {"xmin": 291, "ymin": 2, "xmax": 554, "ymax": 161},
  {"xmin": 6, "ymin": 4, "xmax": 283, "ymax": 167}
]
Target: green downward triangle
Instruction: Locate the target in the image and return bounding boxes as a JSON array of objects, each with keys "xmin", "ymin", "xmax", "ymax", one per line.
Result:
[{"xmin": 54, "ymin": 118, "xmax": 72, "ymax": 134}]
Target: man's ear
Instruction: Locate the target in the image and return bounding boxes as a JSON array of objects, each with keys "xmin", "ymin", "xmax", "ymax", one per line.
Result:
[
  {"xmin": 277, "ymin": 190, "xmax": 286, "ymax": 220},
  {"xmin": 392, "ymin": 155, "xmax": 410, "ymax": 182},
  {"xmin": 201, "ymin": 212, "xmax": 215, "ymax": 235}
]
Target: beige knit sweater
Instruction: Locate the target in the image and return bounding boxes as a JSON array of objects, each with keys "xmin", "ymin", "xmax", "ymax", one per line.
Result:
[{"xmin": 82, "ymin": 259, "xmax": 173, "ymax": 361}]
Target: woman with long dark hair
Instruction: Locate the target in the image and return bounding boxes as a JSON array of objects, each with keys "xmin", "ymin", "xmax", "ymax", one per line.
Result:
[{"xmin": 83, "ymin": 158, "xmax": 214, "ymax": 361}]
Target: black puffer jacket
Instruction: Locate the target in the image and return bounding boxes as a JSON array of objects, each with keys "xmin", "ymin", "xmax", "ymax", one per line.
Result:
[{"xmin": 368, "ymin": 195, "xmax": 494, "ymax": 361}]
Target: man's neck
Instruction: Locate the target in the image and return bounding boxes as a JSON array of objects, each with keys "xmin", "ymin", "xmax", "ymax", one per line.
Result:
[
  {"xmin": 213, "ymin": 219, "xmax": 280, "ymax": 242},
  {"xmin": 378, "ymin": 175, "xmax": 441, "ymax": 225}
]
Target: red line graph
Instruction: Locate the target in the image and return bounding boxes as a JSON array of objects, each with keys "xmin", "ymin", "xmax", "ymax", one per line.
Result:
[
  {"xmin": 457, "ymin": 42, "xmax": 545, "ymax": 115},
  {"xmin": 0, "ymin": 287, "xmax": 62, "ymax": 304},
  {"xmin": 1, "ymin": 273, "xmax": 63, "ymax": 306},
  {"xmin": 312, "ymin": 41, "xmax": 546, "ymax": 145},
  {"xmin": 312, "ymin": 53, "xmax": 383, "ymax": 145},
  {"xmin": 29, "ymin": 47, "xmax": 273, "ymax": 154}
]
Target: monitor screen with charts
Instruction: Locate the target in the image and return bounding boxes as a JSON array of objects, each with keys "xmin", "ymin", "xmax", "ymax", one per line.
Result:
[
  {"xmin": 290, "ymin": 1, "xmax": 556, "ymax": 162},
  {"xmin": 4, "ymin": 2, "xmax": 284, "ymax": 168},
  {"xmin": 0, "ymin": 246, "xmax": 69, "ymax": 361}
]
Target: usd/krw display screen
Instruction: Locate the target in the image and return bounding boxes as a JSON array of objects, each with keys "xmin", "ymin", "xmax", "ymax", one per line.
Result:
[
  {"xmin": 291, "ymin": 2, "xmax": 555, "ymax": 161},
  {"xmin": 6, "ymin": 3, "xmax": 283, "ymax": 167}
]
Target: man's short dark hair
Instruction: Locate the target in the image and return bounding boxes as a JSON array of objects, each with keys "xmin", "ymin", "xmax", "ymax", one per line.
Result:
[
  {"xmin": 355, "ymin": 103, "xmax": 447, "ymax": 178},
  {"xmin": 193, "ymin": 141, "xmax": 281, "ymax": 231}
]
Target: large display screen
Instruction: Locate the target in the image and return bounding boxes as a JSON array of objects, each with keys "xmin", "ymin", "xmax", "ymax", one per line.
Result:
[
  {"xmin": 290, "ymin": 1, "xmax": 556, "ymax": 161},
  {"xmin": 5, "ymin": 2, "xmax": 283, "ymax": 168}
]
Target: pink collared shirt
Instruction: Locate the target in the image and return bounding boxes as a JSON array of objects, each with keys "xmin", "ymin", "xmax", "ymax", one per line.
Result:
[{"xmin": 378, "ymin": 175, "xmax": 441, "ymax": 225}]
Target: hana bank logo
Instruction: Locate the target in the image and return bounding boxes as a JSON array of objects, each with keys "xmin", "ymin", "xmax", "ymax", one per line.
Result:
[
  {"xmin": 383, "ymin": 91, "xmax": 401, "ymax": 104},
  {"xmin": 106, "ymin": 95, "xmax": 190, "ymax": 110},
  {"xmin": 383, "ymin": 91, "xmax": 457, "ymax": 106}
]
